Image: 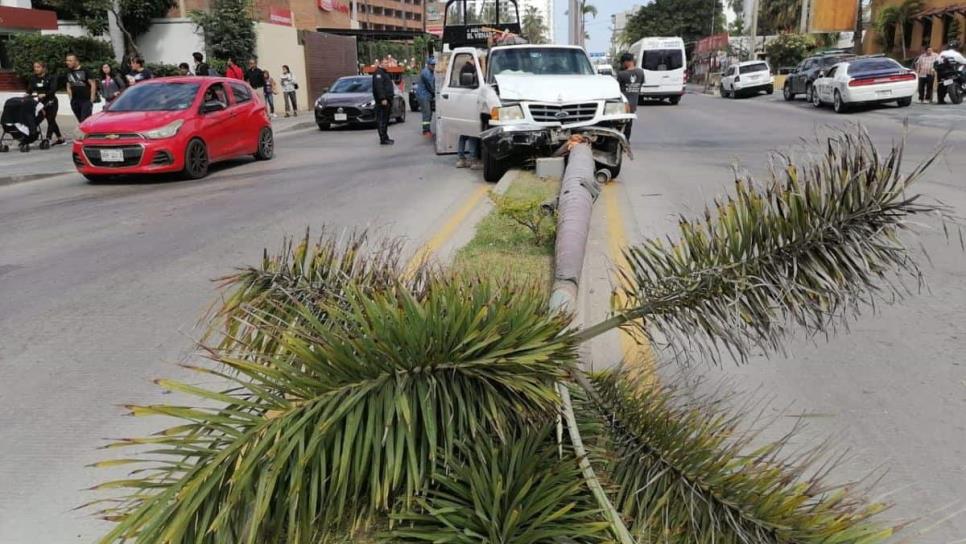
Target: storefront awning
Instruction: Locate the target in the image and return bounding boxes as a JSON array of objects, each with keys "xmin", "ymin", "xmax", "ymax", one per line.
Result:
[
  {"xmin": 915, "ymin": 4, "xmax": 966, "ymax": 20},
  {"xmin": 0, "ymin": 5, "xmax": 58, "ymax": 31}
]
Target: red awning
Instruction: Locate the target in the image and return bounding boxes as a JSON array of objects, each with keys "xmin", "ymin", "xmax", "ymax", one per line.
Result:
[
  {"xmin": 0, "ymin": 5, "xmax": 58, "ymax": 31},
  {"xmin": 915, "ymin": 4, "xmax": 966, "ymax": 19}
]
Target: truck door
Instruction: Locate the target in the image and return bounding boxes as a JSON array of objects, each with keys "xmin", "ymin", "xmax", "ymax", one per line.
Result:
[{"xmin": 435, "ymin": 48, "xmax": 484, "ymax": 155}]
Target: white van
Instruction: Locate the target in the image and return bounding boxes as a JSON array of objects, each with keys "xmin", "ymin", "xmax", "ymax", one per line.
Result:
[{"xmin": 628, "ymin": 37, "xmax": 686, "ymax": 105}]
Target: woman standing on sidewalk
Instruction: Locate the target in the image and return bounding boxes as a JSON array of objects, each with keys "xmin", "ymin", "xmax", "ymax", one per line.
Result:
[
  {"xmin": 279, "ymin": 65, "xmax": 298, "ymax": 117},
  {"xmin": 98, "ymin": 64, "xmax": 125, "ymax": 105},
  {"xmin": 26, "ymin": 61, "xmax": 65, "ymax": 146},
  {"xmin": 262, "ymin": 70, "xmax": 278, "ymax": 118}
]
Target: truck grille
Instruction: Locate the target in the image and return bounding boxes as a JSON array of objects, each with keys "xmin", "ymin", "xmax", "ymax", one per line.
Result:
[{"xmin": 528, "ymin": 103, "xmax": 598, "ymax": 124}]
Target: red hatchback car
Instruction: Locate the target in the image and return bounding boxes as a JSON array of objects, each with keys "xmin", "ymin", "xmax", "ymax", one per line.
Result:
[{"xmin": 73, "ymin": 77, "xmax": 273, "ymax": 182}]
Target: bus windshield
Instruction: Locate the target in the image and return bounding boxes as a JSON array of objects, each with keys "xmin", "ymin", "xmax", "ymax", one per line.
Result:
[{"xmin": 488, "ymin": 48, "xmax": 595, "ymax": 81}]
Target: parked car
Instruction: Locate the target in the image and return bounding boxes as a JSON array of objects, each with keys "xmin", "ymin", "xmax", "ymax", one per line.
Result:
[
  {"xmin": 720, "ymin": 60, "xmax": 774, "ymax": 98},
  {"xmin": 314, "ymin": 76, "xmax": 406, "ymax": 130},
  {"xmin": 809, "ymin": 56, "xmax": 916, "ymax": 113},
  {"xmin": 783, "ymin": 52, "xmax": 854, "ymax": 101},
  {"xmin": 72, "ymin": 77, "xmax": 273, "ymax": 183}
]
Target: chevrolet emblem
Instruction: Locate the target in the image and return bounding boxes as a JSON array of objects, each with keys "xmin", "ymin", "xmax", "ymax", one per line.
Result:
[
  {"xmin": 337, "ymin": 107, "xmax": 344, "ymax": 113},
  {"xmin": 106, "ymin": 134, "xmax": 120, "ymax": 140}
]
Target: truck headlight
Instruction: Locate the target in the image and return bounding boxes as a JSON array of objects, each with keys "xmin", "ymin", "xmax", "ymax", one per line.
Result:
[
  {"xmin": 604, "ymin": 101, "xmax": 628, "ymax": 116},
  {"xmin": 143, "ymin": 119, "xmax": 184, "ymax": 139},
  {"xmin": 491, "ymin": 105, "xmax": 524, "ymax": 121}
]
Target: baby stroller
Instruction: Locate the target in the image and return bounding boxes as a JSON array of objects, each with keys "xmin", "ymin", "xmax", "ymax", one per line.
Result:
[{"xmin": 0, "ymin": 96, "xmax": 50, "ymax": 153}]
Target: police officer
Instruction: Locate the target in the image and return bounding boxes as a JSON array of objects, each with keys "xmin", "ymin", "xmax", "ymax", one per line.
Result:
[
  {"xmin": 617, "ymin": 52, "xmax": 645, "ymax": 141},
  {"xmin": 372, "ymin": 59, "xmax": 396, "ymax": 145}
]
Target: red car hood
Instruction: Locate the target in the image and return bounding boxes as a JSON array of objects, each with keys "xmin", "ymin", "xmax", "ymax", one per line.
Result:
[{"xmin": 81, "ymin": 110, "xmax": 188, "ymax": 134}]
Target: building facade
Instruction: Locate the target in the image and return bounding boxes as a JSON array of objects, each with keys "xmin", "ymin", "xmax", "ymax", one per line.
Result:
[
  {"xmin": 354, "ymin": 0, "xmax": 425, "ymax": 31},
  {"xmin": 866, "ymin": 0, "xmax": 966, "ymax": 57},
  {"xmin": 610, "ymin": 4, "xmax": 640, "ymax": 51}
]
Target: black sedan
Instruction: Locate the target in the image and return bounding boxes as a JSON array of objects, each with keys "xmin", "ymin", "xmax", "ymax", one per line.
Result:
[{"xmin": 315, "ymin": 76, "xmax": 406, "ymax": 130}]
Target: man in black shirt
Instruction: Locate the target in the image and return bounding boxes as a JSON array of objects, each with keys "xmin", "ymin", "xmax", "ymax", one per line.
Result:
[
  {"xmin": 65, "ymin": 53, "xmax": 96, "ymax": 123},
  {"xmin": 26, "ymin": 61, "xmax": 65, "ymax": 145},
  {"xmin": 193, "ymin": 52, "xmax": 210, "ymax": 76},
  {"xmin": 616, "ymin": 52, "xmax": 645, "ymax": 140},
  {"xmin": 245, "ymin": 58, "xmax": 266, "ymax": 89},
  {"xmin": 127, "ymin": 57, "xmax": 154, "ymax": 85},
  {"xmin": 372, "ymin": 60, "xmax": 396, "ymax": 145}
]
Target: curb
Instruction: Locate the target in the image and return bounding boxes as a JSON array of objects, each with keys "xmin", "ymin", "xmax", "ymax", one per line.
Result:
[
  {"xmin": 0, "ymin": 171, "xmax": 73, "ymax": 187},
  {"xmin": 434, "ymin": 168, "xmax": 520, "ymax": 264}
]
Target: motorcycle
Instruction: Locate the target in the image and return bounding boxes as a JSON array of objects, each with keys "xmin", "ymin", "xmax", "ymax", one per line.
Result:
[{"xmin": 935, "ymin": 57, "xmax": 966, "ymax": 104}]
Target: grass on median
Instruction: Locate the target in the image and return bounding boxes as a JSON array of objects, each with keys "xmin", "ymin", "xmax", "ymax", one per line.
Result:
[{"xmin": 452, "ymin": 171, "xmax": 560, "ymax": 291}]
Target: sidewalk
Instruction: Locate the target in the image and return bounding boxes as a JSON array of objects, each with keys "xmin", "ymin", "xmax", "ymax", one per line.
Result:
[{"xmin": 0, "ymin": 111, "xmax": 314, "ymax": 186}]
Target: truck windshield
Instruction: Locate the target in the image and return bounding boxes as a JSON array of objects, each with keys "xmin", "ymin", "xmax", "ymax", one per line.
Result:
[
  {"xmin": 488, "ymin": 48, "xmax": 595, "ymax": 81},
  {"xmin": 642, "ymin": 49, "xmax": 683, "ymax": 71}
]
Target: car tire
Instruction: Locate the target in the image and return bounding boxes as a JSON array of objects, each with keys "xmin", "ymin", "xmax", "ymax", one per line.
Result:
[
  {"xmin": 833, "ymin": 90, "xmax": 847, "ymax": 113},
  {"xmin": 317, "ymin": 122, "xmax": 330, "ymax": 131},
  {"xmin": 809, "ymin": 86, "xmax": 821, "ymax": 108},
  {"xmin": 669, "ymin": 95, "xmax": 681, "ymax": 105},
  {"xmin": 181, "ymin": 138, "xmax": 209, "ymax": 180},
  {"xmin": 481, "ymin": 145, "xmax": 506, "ymax": 183},
  {"xmin": 896, "ymin": 96, "xmax": 913, "ymax": 108},
  {"xmin": 254, "ymin": 127, "xmax": 274, "ymax": 160},
  {"xmin": 395, "ymin": 102, "xmax": 406, "ymax": 123},
  {"xmin": 783, "ymin": 83, "xmax": 795, "ymax": 101},
  {"xmin": 766, "ymin": 85, "xmax": 774, "ymax": 95}
]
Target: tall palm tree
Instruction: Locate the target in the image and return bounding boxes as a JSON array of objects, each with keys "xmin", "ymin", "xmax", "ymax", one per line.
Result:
[
  {"xmin": 89, "ymin": 130, "xmax": 954, "ymax": 543},
  {"xmin": 521, "ymin": 5, "xmax": 549, "ymax": 45},
  {"xmin": 759, "ymin": 0, "xmax": 802, "ymax": 34},
  {"xmin": 876, "ymin": 0, "xmax": 925, "ymax": 59}
]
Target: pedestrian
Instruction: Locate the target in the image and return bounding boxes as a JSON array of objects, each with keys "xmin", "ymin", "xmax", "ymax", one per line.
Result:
[
  {"xmin": 98, "ymin": 63, "xmax": 125, "ymax": 104},
  {"xmin": 416, "ymin": 57, "xmax": 436, "ymax": 136},
  {"xmin": 225, "ymin": 57, "xmax": 245, "ymax": 80},
  {"xmin": 245, "ymin": 57, "xmax": 266, "ymax": 90},
  {"xmin": 372, "ymin": 59, "xmax": 395, "ymax": 145},
  {"xmin": 617, "ymin": 52, "xmax": 644, "ymax": 140},
  {"xmin": 914, "ymin": 47, "xmax": 939, "ymax": 103},
  {"xmin": 26, "ymin": 61, "xmax": 65, "ymax": 146},
  {"xmin": 126, "ymin": 57, "xmax": 153, "ymax": 85},
  {"xmin": 455, "ymin": 135, "xmax": 481, "ymax": 169},
  {"xmin": 280, "ymin": 64, "xmax": 298, "ymax": 117},
  {"xmin": 193, "ymin": 52, "xmax": 210, "ymax": 76},
  {"xmin": 65, "ymin": 53, "xmax": 96, "ymax": 123},
  {"xmin": 262, "ymin": 69, "xmax": 278, "ymax": 118},
  {"xmin": 937, "ymin": 42, "xmax": 966, "ymax": 104},
  {"xmin": 178, "ymin": 62, "xmax": 191, "ymax": 76}
]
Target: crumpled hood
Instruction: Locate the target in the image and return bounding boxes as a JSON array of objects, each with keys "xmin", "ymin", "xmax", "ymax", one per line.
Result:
[
  {"xmin": 494, "ymin": 74, "xmax": 623, "ymax": 102},
  {"xmin": 81, "ymin": 110, "xmax": 186, "ymax": 133}
]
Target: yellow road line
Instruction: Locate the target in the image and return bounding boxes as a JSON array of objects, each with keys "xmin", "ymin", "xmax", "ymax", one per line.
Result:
[
  {"xmin": 601, "ymin": 182, "xmax": 657, "ymax": 384},
  {"xmin": 405, "ymin": 183, "xmax": 490, "ymax": 274}
]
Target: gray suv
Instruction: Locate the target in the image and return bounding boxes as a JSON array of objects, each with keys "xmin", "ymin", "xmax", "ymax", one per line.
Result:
[{"xmin": 783, "ymin": 53, "xmax": 854, "ymax": 101}]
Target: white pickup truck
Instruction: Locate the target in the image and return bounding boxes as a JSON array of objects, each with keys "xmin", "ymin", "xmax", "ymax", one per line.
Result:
[{"xmin": 435, "ymin": 44, "xmax": 635, "ymax": 182}]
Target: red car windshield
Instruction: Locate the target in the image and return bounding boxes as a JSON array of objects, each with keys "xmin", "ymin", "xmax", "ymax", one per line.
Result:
[{"xmin": 108, "ymin": 83, "xmax": 201, "ymax": 112}]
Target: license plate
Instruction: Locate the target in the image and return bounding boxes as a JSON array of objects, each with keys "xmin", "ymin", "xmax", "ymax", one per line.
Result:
[
  {"xmin": 334, "ymin": 113, "xmax": 348, "ymax": 121},
  {"xmin": 99, "ymin": 148, "xmax": 124, "ymax": 162},
  {"xmin": 944, "ymin": 79, "xmax": 954, "ymax": 86},
  {"xmin": 875, "ymin": 89, "xmax": 892, "ymax": 96}
]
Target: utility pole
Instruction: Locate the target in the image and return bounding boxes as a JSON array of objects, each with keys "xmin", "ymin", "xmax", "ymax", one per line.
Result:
[
  {"xmin": 710, "ymin": 0, "xmax": 717, "ymax": 36},
  {"xmin": 569, "ymin": 0, "xmax": 584, "ymax": 46},
  {"xmin": 799, "ymin": 0, "xmax": 810, "ymax": 33},
  {"xmin": 748, "ymin": 0, "xmax": 759, "ymax": 60}
]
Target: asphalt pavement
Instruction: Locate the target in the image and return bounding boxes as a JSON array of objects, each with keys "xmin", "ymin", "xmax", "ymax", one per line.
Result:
[
  {"xmin": 0, "ymin": 117, "xmax": 485, "ymax": 542},
  {"xmin": 591, "ymin": 90, "xmax": 966, "ymax": 542}
]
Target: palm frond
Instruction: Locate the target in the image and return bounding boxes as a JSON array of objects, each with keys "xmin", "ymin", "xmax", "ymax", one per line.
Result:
[
  {"xmin": 92, "ymin": 277, "xmax": 574, "ymax": 543},
  {"xmin": 581, "ymin": 368, "xmax": 899, "ymax": 543},
  {"xmin": 579, "ymin": 128, "xmax": 954, "ymax": 364},
  {"xmin": 387, "ymin": 425, "xmax": 611, "ymax": 543}
]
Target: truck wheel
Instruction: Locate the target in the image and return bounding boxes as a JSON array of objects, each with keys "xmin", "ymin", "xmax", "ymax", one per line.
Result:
[{"xmin": 481, "ymin": 146, "xmax": 506, "ymax": 183}]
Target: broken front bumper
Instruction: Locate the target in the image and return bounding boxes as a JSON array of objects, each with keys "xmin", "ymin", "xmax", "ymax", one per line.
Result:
[{"xmin": 479, "ymin": 124, "xmax": 631, "ymax": 169}]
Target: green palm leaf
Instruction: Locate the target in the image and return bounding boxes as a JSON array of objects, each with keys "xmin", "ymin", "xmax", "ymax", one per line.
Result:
[
  {"xmin": 582, "ymin": 369, "xmax": 899, "ymax": 543},
  {"xmin": 93, "ymin": 277, "xmax": 575, "ymax": 543},
  {"xmin": 387, "ymin": 425, "xmax": 611, "ymax": 543}
]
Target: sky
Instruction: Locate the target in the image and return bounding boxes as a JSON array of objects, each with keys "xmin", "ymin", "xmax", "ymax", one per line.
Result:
[{"xmin": 552, "ymin": 0, "xmax": 646, "ymax": 55}]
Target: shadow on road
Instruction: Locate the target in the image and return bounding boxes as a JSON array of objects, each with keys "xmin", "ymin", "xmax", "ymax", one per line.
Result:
[{"xmin": 85, "ymin": 158, "xmax": 258, "ymax": 186}]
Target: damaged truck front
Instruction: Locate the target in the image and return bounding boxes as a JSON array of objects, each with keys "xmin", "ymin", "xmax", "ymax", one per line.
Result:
[{"xmin": 435, "ymin": 44, "xmax": 635, "ymax": 182}]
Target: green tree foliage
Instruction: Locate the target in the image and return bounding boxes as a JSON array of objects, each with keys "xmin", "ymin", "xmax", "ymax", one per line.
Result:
[
  {"xmin": 190, "ymin": 0, "xmax": 257, "ymax": 62},
  {"xmin": 623, "ymin": 0, "xmax": 726, "ymax": 48},
  {"xmin": 6, "ymin": 34, "xmax": 115, "ymax": 81},
  {"xmin": 758, "ymin": 0, "xmax": 802, "ymax": 34},
  {"xmin": 88, "ymin": 130, "xmax": 954, "ymax": 543},
  {"xmin": 521, "ymin": 5, "xmax": 550, "ymax": 45},
  {"xmin": 875, "ymin": 0, "xmax": 924, "ymax": 59},
  {"xmin": 764, "ymin": 32, "xmax": 816, "ymax": 69},
  {"xmin": 32, "ymin": 0, "xmax": 176, "ymax": 55}
]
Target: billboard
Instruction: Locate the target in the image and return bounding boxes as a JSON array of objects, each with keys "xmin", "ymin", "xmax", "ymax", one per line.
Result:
[{"xmin": 809, "ymin": 0, "xmax": 857, "ymax": 33}]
